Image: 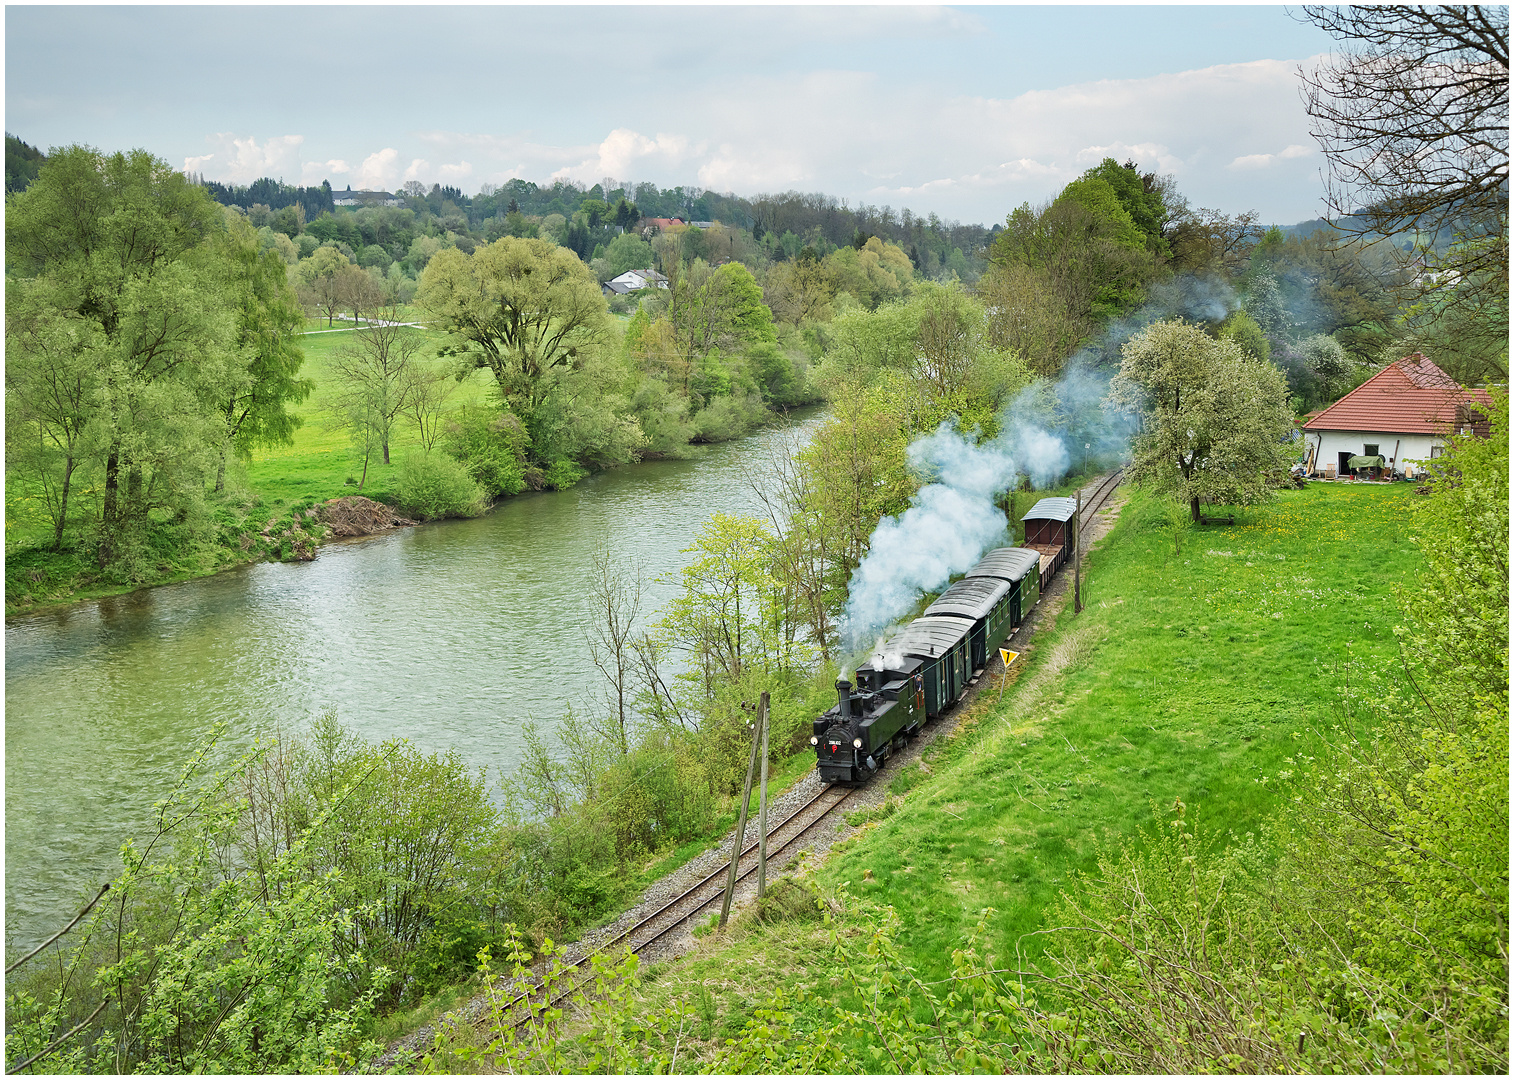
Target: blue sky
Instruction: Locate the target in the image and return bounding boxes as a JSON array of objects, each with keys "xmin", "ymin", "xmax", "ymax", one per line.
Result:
[{"xmin": 6, "ymin": 5, "xmax": 1343, "ymax": 226}]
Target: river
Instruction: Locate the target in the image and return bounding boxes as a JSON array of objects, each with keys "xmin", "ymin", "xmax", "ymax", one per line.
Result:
[{"xmin": 5, "ymin": 411, "xmax": 821, "ymax": 954}]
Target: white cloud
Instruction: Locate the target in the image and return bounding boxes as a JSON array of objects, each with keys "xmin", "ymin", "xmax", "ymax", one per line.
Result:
[
  {"xmin": 1229, "ymin": 143, "xmax": 1313, "ymax": 170},
  {"xmin": 184, "ymin": 133, "xmax": 303, "ymax": 185},
  {"xmin": 355, "ymin": 148, "xmax": 399, "ymax": 189},
  {"xmin": 301, "ymin": 159, "xmax": 349, "ymax": 185},
  {"xmin": 283, "ymin": 55, "xmax": 1329, "ymax": 223}
]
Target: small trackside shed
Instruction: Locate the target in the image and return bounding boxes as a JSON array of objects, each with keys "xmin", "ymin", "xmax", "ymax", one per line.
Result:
[{"xmin": 1021, "ymin": 497, "xmax": 1078, "ymax": 592}]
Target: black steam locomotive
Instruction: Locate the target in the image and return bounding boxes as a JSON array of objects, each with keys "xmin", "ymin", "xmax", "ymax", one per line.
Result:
[{"xmin": 813, "ymin": 498, "xmax": 1078, "ymax": 783}]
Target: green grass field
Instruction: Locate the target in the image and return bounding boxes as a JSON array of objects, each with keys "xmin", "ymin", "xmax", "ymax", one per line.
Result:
[
  {"xmin": 241, "ymin": 324, "xmax": 498, "ymax": 505},
  {"xmin": 584, "ymin": 481, "xmax": 1420, "ymax": 1069}
]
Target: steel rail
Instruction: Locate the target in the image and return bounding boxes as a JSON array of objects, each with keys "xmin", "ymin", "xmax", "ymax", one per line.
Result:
[
  {"xmin": 1078, "ymin": 466, "xmax": 1124, "ymax": 529},
  {"xmin": 494, "ymin": 781, "xmax": 849, "ymax": 1024},
  {"xmin": 627, "ymin": 784, "xmax": 853, "ymax": 955}
]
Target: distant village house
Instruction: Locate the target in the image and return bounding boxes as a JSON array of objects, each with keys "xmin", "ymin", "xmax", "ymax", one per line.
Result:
[
  {"xmin": 332, "ymin": 186, "xmax": 404, "ymax": 207},
  {"xmin": 601, "ymin": 268, "xmax": 670, "ymax": 297}
]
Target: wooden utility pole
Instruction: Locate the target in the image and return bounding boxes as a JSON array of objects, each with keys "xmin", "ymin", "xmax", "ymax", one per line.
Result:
[
  {"xmin": 1074, "ymin": 486, "xmax": 1083, "ymax": 614},
  {"xmin": 719, "ymin": 704, "xmax": 764, "ymax": 928},
  {"xmin": 757, "ymin": 691, "xmax": 770, "ymax": 898}
]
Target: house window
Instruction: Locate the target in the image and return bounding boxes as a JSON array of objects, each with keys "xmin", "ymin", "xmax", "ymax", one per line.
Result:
[
  {"xmin": 1430, "ymin": 445, "xmax": 1443, "ymax": 458},
  {"xmin": 1363, "ymin": 443, "xmax": 1380, "ymax": 457}
]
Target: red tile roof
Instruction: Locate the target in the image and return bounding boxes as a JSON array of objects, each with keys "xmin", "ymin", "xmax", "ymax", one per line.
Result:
[{"xmin": 1303, "ymin": 354, "xmax": 1493, "ymax": 435}]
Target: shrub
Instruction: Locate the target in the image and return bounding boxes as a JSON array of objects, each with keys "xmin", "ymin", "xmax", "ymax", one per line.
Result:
[
  {"xmin": 439, "ymin": 405, "xmax": 528, "ymax": 497},
  {"xmin": 690, "ymin": 388, "xmax": 765, "ymax": 444},
  {"xmin": 543, "ymin": 458, "xmax": 588, "ymax": 490},
  {"xmin": 395, "ymin": 451, "xmax": 487, "ymax": 521}
]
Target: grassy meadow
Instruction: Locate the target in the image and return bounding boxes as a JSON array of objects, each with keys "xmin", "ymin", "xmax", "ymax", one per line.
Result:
[
  {"xmin": 242, "ymin": 321, "xmax": 498, "ymax": 506},
  {"xmin": 577, "ymin": 480, "xmax": 1421, "ymax": 1068}
]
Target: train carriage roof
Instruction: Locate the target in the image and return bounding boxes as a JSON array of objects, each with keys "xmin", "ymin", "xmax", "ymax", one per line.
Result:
[
  {"xmin": 965, "ymin": 547, "xmax": 1040, "ymax": 583},
  {"xmin": 878, "ymin": 616, "xmax": 971, "ymax": 660},
  {"xmin": 924, "ymin": 576, "xmax": 1012, "ymax": 621},
  {"xmin": 1022, "ymin": 496, "xmax": 1078, "ymax": 522}
]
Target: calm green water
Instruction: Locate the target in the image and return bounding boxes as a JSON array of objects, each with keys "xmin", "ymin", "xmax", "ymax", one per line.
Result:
[{"xmin": 5, "ymin": 412, "xmax": 820, "ymax": 953}]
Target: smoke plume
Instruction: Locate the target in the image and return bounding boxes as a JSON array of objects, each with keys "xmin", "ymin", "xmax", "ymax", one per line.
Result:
[{"xmin": 841, "ymin": 273, "xmax": 1249, "ymax": 656}]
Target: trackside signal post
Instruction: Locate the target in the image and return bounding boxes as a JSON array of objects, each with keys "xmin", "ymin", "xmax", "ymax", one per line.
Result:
[{"xmin": 998, "ymin": 648, "xmax": 1020, "ymax": 700}]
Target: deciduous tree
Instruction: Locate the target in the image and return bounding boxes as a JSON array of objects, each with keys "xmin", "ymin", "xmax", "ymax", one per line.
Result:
[
  {"xmin": 213, "ymin": 209, "xmax": 312, "ymax": 491},
  {"xmin": 6, "ymin": 146, "xmax": 239, "ymax": 572},
  {"xmin": 322, "ymin": 305, "xmax": 425, "ymax": 480},
  {"xmin": 1107, "ymin": 318, "xmax": 1295, "ymax": 521},
  {"xmin": 1299, "ymin": 4, "xmax": 1508, "ymax": 288},
  {"xmin": 418, "ymin": 237, "xmax": 615, "ymax": 455}
]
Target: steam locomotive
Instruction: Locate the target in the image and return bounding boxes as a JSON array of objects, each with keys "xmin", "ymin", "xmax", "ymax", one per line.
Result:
[{"xmin": 812, "ymin": 498, "xmax": 1078, "ymax": 784}]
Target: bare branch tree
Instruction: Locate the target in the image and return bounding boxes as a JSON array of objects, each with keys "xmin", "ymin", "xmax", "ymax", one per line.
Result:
[
  {"xmin": 404, "ymin": 366, "xmax": 459, "ymax": 451},
  {"xmin": 585, "ymin": 545, "xmax": 647, "ymax": 754},
  {"xmin": 1298, "ymin": 5, "xmax": 1508, "ymax": 286},
  {"xmin": 321, "ymin": 305, "xmax": 424, "ymax": 481}
]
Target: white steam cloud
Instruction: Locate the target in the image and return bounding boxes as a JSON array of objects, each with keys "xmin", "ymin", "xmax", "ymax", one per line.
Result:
[
  {"xmin": 841, "ymin": 272, "xmax": 1246, "ymax": 656},
  {"xmin": 842, "ymin": 365, "xmax": 1131, "ymax": 654},
  {"xmin": 843, "ymin": 422, "xmax": 1018, "ymax": 654}
]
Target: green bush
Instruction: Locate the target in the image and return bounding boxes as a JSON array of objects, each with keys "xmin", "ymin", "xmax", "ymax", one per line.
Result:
[
  {"xmin": 395, "ymin": 451, "xmax": 487, "ymax": 521},
  {"xmin": 690, "ymin": 388, "xmax": 765, "ymax": 444},
  {"xmin": 439, "ymin": 405, "xmax": 528, "ymax": 497},
  {"xmin": 543, "ymin": 458, "xmax": 588, "ymax": 490}
]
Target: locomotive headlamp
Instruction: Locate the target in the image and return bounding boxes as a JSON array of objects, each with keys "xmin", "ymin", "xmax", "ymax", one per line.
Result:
[
  {"xmin": 810, "ymin": 735, "xmax": 818, "ymax": 745},
  {"xmin": 852, "ymin": 738, "xmax": 863, "ymax": 749}
]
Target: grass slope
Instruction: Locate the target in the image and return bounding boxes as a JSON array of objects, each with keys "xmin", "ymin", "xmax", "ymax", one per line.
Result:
[{"xmin": 606, "ymin": 481, "xmax": 1418, "ymax": 1067}]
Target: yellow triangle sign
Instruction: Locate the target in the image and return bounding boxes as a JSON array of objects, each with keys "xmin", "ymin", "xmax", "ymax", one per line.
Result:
[{"xmin": 999, "ymin": 648, "xmax": 1019, "ymax": 667}]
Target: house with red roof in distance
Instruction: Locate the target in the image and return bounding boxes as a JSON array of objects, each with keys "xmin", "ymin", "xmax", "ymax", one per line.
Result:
[
  {"xmin": 643, "ymin": 217, "xmax": 685, "ymax": 233},
  {"xmin": 1301, "ymin": 354, "xmax": 1493, "ymax": 479}
]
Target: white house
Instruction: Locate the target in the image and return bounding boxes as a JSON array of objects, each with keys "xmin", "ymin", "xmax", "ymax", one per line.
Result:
[
  {"xmin": 332, "ymin": 186, "xmax": 404, "ymax": 207},
  {"xmin": 1302, "ymin": 354, "xmax": 1493, "ymax": 478},
  {"xmin": 601, "ymin": 269, "xmax": 669, "ymax": 297}
]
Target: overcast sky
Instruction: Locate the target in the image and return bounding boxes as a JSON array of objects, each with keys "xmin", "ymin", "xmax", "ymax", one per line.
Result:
[{"xmin": 6, "ymin": 4, "xmax": 1343, "ymax": 227}]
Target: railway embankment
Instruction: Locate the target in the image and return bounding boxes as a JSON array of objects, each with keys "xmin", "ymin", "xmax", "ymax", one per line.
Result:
[
  {"xmin": 405, "ymin": 478, "xmax": 1435, "ymax": 1073},
  {"xmin": 380, "ymin": 471, "xmax": 1129, "ymax": 1069}
]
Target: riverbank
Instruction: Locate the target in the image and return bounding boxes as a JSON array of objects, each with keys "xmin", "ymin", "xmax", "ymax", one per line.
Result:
[{"xmin": 3, "ymin": 493, "xmax": 406, "ymax": 618}]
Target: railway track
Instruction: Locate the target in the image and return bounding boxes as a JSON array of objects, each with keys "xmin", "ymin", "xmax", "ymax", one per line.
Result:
[
  {"xmin": 494, "ymin": 781, "xmax": 854, "ymax": 1028},
  {"xmin": 1078, "ymin": 466, "xmax": 1125, "ymax": 528},
  {"xmin": 502, "ymin": 469, "xmax": 1126, "ymax": 1026}
]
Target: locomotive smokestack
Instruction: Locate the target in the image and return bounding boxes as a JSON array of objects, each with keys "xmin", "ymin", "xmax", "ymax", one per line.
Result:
[{"xmin": 836, "ymin": 679, "xmax": 852, "ymax": 719}]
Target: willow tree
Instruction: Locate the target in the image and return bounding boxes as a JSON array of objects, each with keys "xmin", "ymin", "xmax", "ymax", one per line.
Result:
[
  {"xmin": 6, "ymin": 146, "xmax": 239, "ymax": 573},
  {"xmin": 1106, "ymin": 318, "xmax": 1294, "ymax": 522},
  {"xmin": 418, "ymin": 237, "xmax": 632, "ymax": 469}
]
